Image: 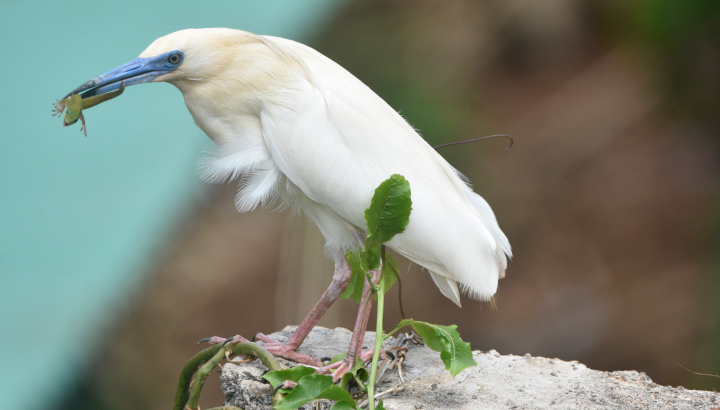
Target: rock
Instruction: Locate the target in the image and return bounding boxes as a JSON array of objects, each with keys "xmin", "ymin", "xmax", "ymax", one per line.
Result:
[{"xmin": 220, "ymin": 326, "xmax": 720, "ymax": 409}]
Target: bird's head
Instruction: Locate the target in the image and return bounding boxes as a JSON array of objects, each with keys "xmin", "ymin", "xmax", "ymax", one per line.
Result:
[{"xmin": 62, "ymin": 28, "xmax": 292, "ymax": 101}]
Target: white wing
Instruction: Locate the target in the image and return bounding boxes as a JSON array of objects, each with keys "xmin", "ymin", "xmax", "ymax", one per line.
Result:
[{"xmin": 257, "ymin": 37, "xmax": 511, "ymax": 306}]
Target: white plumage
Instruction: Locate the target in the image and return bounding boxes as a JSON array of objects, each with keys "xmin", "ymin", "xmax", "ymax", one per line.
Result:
[{"xmin": 142, "ymin": 28, "xmax": 511, "ymax": 306}]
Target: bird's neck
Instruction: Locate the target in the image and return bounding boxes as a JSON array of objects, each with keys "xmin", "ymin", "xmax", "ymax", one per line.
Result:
[{"xmin": 179, "ymin": 84, "xmax": 264, "ymax": 146}]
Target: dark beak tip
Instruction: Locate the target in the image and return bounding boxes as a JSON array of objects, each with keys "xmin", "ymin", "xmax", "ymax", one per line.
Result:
[{"xmin": 62, "ymin": 77, "xmax": 102, "ymax": 100}]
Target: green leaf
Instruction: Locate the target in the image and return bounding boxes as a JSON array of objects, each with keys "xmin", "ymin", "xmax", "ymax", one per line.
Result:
[
  {"xmin": 339, "ymin": 357, "xmax": 368, "ymax": 390},
  {"xmin": 331, "ymin": 402, "xmax": 357, "ymax": 410},
  {"xmin": 365, "ymin": 246, "xmax": 381, "ymax": 273},
  {"xmin": 317, "ymin": 385, "xmax": 357, "ymax": 409},
  {"xmin": 327, "ymin": 352, "xmax": 346, "ymax": 365},
  {"xmin": 262, "ymin": 365, "xmax": 316, "ymax": 390},
  {"xmin": 274, "ymin": 374, "xmax": 334, "ymax": 410},
  {"xmin": 364, "ymin": 174, "xmax": 412, "ymax": 270},
  {"xmin": 376, "ymin": 399, "xmax": 386, "ymax": 410},
  {"xmin": 379, "ymin": 250, "xmax": 398, "ymax": 293},
  {"xmin": 269, "ymin": 372, "xmax": 358, "ymax": 410},
  {"xmin": 340, "ymin": 249, "xmax": 365, "ymax": 303},
  {"xmin": 339, "ymin": 371, "xmax": 354, "ymax": 391},
  {"xmin": 342, "ymin": 175, "xmax": 411, "ymax": 300},
  {"xmin": 396, "ymin": 319, "xmax": 478, "ymax": 377}
]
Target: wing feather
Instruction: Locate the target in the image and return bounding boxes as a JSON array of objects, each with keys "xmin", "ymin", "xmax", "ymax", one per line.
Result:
[{"xmin": 258, "ymin": 36, "xmax": 512, "ymax": 302}]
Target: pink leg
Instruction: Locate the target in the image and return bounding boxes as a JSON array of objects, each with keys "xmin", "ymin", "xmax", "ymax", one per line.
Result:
[
  {"xmin": 255, "ymin": 257, "xmax": 353, "ymax": 367},
  {"xmin": 346, "ymin": 267, "xmax": 380, "ymax": 362},
  {"xmin": 320, "ymin": 264, "xmax": 382, "ymax": 380}
]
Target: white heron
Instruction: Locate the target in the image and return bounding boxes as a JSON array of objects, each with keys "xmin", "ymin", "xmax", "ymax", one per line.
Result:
[{"xmin": 63, "ymin": 28, "xmax": 511, "ymax": 376}]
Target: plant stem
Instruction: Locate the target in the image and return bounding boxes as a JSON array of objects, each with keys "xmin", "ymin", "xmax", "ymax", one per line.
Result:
[
  {"xmin": 382, "ymin": 326, "xmax": 402, "ymax": 341},
  {"xmin": 173, "ymin": 344, "xmax": 223, "ymax": 410},
  {"xmin": 367, "ymin": 280, "xmax": 385, "ymax": 410},
  {"xmin": 177, "ymin": 342, "xmax": 285, "ymax": 410},
  {"xmin": 187, "ymin": 347, "xmax": 227, "ymax": 409}
]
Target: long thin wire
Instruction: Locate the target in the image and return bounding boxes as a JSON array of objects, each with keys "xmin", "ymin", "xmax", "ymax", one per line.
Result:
[
  {"xmin": 433, "ymin": 134, "xmax": 513, "ymax": 150},
  {"xmin": 391, "ymin": 258, "xmax": 405, "ymax": 320}
]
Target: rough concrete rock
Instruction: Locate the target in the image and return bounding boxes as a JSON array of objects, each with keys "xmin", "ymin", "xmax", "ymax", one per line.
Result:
[{"xmin": 221, "ymin": 326, "xmax": 720, "ymax": 409}]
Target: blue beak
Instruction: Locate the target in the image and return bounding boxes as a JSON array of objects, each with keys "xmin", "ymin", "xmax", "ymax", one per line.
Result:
[{"xmin": 63, "ymin": 50, "xmax": 183, "ymax": 99}]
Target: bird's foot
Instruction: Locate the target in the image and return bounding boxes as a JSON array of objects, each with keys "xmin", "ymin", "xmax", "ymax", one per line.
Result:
[
  {"xmin": 318, "ymin": 349, "xmax": 387, "ymax": 382},
  {"xmin": 254, "ymin": 333, "xmax": 325, "ymax": 367},
  {"xmin": 198, "ymin": 334, "xmax": 250, "ymax": 345}
]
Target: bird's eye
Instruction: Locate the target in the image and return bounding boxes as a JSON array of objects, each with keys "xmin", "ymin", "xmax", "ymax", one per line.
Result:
[{"xmin": 167, "ymin": 52, "xmax": 182, "ymax": 65}]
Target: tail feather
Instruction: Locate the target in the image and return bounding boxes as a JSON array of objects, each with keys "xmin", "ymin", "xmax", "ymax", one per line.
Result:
[{"xmin": 429, "ymin": 271, "xmax": 462, "ymax": 307}]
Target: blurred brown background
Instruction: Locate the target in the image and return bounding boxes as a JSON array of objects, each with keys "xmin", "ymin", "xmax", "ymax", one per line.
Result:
[{"xmin": 63, "ymin": 1, "xmax": 720, "ymax": 408}]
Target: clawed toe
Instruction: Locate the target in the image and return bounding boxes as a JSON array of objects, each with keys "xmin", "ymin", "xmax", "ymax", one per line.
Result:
[
  {"xmin": 274, "ymin": 380, "xmax": 298, "ymax": 395},
  {"xmin": 197, "ymin": 336, "xmax": 228, "ymax": 345},
  {"xmin": 254, "ymin": 333, "xmax": 325, "ymax": 367},
  {"xmin": 197, "ymin": 335, "xmax": 249, "ymax": 345},
  {"xmin": 253, "ymin": 332, "xmax": 278, "ymax": 345},
  {"xmin": 316, "ymin": 357, "xmax": 353, "ymax": 382},
  {"xmin": 317, "ymin": 349, "xmax": 387, "ymax": 382},
  {"xmin": 331, "ymin": 362, "xmax": 351, "ymax": 382}
]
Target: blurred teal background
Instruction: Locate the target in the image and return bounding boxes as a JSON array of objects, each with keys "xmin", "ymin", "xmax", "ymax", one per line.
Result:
[{"xmin": 0, "ymin": 1, "xmax": 344, "ymax": 408}]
